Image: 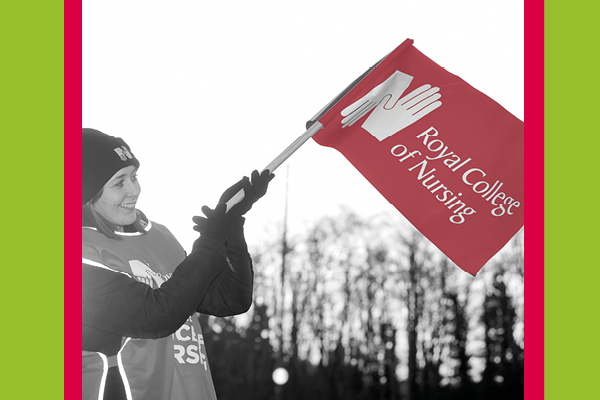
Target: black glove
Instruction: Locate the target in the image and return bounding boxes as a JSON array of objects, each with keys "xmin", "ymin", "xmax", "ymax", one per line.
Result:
[
  {"xmin": 219, "ymin": 170, "xmax": 275, "ymax": 217},
  {"xmin": 192, "ymin": 203, "xmax": 243, "ymax": 245}
]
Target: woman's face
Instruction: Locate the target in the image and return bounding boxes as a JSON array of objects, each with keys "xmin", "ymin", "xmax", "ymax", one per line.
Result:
[{"xmin": 93, "ymin": 165, "xmax": 141, "ymax": 230}]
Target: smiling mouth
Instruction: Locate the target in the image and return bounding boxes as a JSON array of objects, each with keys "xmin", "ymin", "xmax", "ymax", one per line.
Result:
[{"xmin": 119, "ymin": 203, "xmax": 136, "ymax": 210}]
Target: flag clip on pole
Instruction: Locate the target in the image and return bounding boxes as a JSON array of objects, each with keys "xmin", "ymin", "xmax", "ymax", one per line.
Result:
[{"xmin": 225, "ymin": 121, "xmax": 324, "ymax": 212}]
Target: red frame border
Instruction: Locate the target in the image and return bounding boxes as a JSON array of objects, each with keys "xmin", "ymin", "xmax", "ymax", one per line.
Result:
[
  {"xmin": 524, "ymin": 0, "xmax": 544, "ymax": 399},
  {"xmin": 66, "ymin": 1, "xmax": 543, "ymax": 398},
  {"xmin": 65, "ymin": 0, "xmax": 82, "ymax": 398}
]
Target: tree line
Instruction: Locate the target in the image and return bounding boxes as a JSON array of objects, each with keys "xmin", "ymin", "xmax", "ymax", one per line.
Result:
[{"xmin": 200, "ymin": 209, "xmax": 524, "ymax": 400}]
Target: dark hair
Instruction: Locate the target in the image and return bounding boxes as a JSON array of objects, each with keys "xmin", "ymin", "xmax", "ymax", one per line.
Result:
[{"xmin": 83, "ymin": 189, "xmax": 147, "ymax": 240}]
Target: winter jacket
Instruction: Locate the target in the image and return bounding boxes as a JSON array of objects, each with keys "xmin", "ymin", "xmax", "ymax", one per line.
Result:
[{"xmin": 82, "ymin": 210, "xmax": 253, "ymax": 399}]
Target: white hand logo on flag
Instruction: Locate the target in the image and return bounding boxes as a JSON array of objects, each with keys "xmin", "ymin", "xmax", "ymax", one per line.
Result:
[{"xmin": 341, "ymin": 70, "xmax": 442, "ymax": 141}]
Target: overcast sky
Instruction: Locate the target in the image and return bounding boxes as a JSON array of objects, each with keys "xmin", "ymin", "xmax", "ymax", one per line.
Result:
[{"xmin": 82, "ymin": 0, "xmax": 523, "ymax": 252}]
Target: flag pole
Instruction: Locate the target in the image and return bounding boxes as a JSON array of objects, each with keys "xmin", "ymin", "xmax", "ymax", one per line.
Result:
[{"xmin": 263, "ymin": 121, "xmax": 324, "ymax": 173}]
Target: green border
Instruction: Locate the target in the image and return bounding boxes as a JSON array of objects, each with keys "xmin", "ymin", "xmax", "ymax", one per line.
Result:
[
  {"xmin": 545, "ymin": 1, "xmax": 599, "ymax": 398},
  {"xmin": 0, "ymin": 2, "xmax": 64, "ymax": 398}
]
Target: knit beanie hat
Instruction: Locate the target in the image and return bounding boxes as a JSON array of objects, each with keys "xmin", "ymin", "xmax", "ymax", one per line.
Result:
[{"xmin": 82, "ymin": 128, "xmax": 140, "ymax": 205}]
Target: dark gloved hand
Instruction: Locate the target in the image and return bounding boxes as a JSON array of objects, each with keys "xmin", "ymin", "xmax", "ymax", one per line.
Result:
[
  {"xmin": 192, "ymin": 203, "xmax": 243, "ymax": 245},
  {"xmin": 219, "ymin": 170, "xmax": 275, "ymax": 217}
]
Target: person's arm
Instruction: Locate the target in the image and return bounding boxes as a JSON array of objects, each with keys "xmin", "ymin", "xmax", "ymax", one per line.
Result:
[
  {"xmin": 82, "ymin": 235, "xmax": 229, "ymax": 340},
  {"xmin": 195, "ymin": 221, "xmax": 254, "ymax": 316},
  {"xmin": 191, "ymin": 170, "xmax": 274, "ymax": 316}
]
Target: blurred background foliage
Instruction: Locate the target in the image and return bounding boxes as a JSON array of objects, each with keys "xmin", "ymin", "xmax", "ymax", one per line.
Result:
[{"xmin": 199, "ymin": 208, "xmax": 524, "ymax": 400}]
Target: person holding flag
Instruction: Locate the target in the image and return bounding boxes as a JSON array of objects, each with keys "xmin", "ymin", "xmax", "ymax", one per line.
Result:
[{"xmin": 81, "ymin": 128, "xmax": 273, "ymax": 400}]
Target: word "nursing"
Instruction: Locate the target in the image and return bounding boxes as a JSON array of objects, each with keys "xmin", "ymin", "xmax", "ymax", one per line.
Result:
[
  {"xmin": 390, "ymin": 143, "xmax": 476, "ymax": 225},
  {"xmin": 389, "ymin": 126, "xmax": 521, "ymax": 225},
  {"xmin": 415, "ymin": 127, "xmax": 521, "ymax": 218}
]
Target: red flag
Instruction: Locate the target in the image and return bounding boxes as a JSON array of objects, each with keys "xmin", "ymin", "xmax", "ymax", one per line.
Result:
[{"xmin": 310, "ymin": 39, "xmax": 523, "ymax": 275}]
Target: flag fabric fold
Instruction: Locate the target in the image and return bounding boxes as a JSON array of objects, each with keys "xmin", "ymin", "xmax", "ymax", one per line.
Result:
[{"xmin": 311, "ymin": 39, "xmax": 523, "ymax": 275}]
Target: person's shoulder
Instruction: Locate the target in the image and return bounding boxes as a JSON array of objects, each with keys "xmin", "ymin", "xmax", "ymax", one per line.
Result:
[
  {"xmin": 146, "ymin": 220, "xmax": 185, "ymax": 252},
  {"xmin": 82, "ymin": 225, "xmax": 108, "ymax": 245},
  {"xmin": 148, "ymin": 220, "xmax": 174, "ymax": 237}
]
